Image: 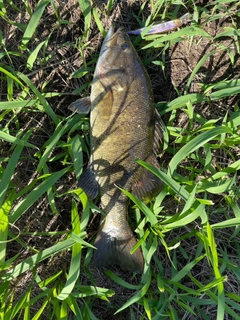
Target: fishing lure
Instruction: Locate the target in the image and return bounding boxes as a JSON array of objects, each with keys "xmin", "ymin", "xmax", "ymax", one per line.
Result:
[{"xmin": 128, "ymin": 13, "xmax": 191, "ymax": 35}]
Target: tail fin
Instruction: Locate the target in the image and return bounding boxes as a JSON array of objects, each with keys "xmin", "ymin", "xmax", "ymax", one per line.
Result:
[{"xmin": 93, "ymin": 221, "xmax": 144, "ymax": 273}]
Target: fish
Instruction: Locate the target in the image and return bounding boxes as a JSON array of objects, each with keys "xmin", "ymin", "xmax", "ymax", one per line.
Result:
[
  {"xmin": 127, "ymin": 13, "xmax": 191, "ymax": 35},
  {"xmin": 69, "ymin": 25, "xmax": 163, "ymax": 273}
]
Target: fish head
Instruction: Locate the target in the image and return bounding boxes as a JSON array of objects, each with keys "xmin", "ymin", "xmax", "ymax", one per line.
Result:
[{"xmin": 94, "ymin": 26, "xmax": 140, "ymax": 87}]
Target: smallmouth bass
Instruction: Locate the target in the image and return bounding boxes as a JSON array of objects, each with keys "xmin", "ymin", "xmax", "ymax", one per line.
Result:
[{"xmin": 69, "ymin": 26, "xmax": 162, "ymax": 273}]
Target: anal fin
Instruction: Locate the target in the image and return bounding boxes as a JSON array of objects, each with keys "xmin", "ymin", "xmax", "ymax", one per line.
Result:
[{"xmin": 78, "ymin": 167, "xmax": 99, "ymax": 199}]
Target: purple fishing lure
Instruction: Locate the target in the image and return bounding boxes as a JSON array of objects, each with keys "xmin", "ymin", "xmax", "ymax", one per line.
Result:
[{"xmin": 128, "ymin": 13, "xmax": 191, "ymax": 35}]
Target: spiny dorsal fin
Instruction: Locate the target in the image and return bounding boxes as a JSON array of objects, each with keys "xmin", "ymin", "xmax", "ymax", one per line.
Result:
[
  {"xmin": 153, "ymin": 109, "xmax": 164, "ymax": 157},
  {"xmin": 131, "ymin": 110, "xmax": 163, "ymax": 202}
]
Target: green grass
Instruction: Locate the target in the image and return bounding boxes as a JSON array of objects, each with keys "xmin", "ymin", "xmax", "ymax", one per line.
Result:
[{"xmin": 0, "ymin": 0, "xmax": 240, "ymax": 319}]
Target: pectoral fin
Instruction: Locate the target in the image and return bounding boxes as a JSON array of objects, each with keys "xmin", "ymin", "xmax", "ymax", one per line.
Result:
[{"xmin": 68, "ymin": 97, "xmax": 91, "ymax": 114}]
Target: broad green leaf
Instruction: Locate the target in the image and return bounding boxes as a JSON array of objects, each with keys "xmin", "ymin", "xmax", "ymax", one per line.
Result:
[
  {"xmin": 185, "ymin": 50, "xmax": 216, "ymax": 94},
  {"xmin": 57, "ymin": 199, "xmax": 93, "ymax": 300},
  {"xmin": 227, "ymin": 292, "xmax": 240, "ymax": 303},
  {"xmin": 211, "ymin": 159, "xmax": 240, "ymax": 179},
  {"xmin": 78, "ymin": 0, "xmax": 91, "ymax": 38},
  {"xmin": 0, "ymin": 66, "xmax": 24, "ymax": 87},
  {"xmin": 157, "ymin": 93, "xmax": 208, "ymax": 115},
  {"xmin": 37, "ymin": 116, "xmax": 81, "ymax": 172},
  {"xmin": 143, "ymin": 26, "xmax": 211, "ymax": 49},
  {"xmin": 197, "ymin": 276, "xmax": 227, "ymax": 292},
  {"xmin": 0, "ymin": 131, "xmax": 32, "ymax": 209},
  {"xmin": 143, "ymin": 297, "xmax": 152, "ymax": 320},
  {"xmin": 60, "ymin": 300, "xmax": 68, "ymax": 319},
  {"xmin": 207, "ymin": 78, "xmax": 240, "ymax": 91},
  {"xmin": 65, "ymin": 296, "xmax": 83, "ymax": 320},
  {"xmin": 104, "ymin": 270, "xmax": 141, "ymax": 290},
  {"xmin": 72, "ymin": 285, "xmax": 114, "ymax": 299},
  {"xmin": 70, "ymin": 232, "xmax": 95, "ymax": 249},
  {"xmin": 214, "ymin": 27, "xmax": 240, "ymax": 39},
  {"xmin": 92, "ymin": 7, "xmax": 106, "ymax": 36},
  {"xmin": 197, "ymin": 176, "xmax": 236, "ymax": 194},
  {"xmin": 210, "ymin": 86, "xmax": 240, "ymax": 100},
  {"xmin": 0, "ymin": 196, "xmax": 12, "ymax": 265},
  {"xmin": 164, "ymin": 203, "xmax": 206, "ymax": 230},
  {"xmin": 32, "ymin": 298, "xmax": 49, "ymax": 320},
  {"xmin": 43, "ymin": 164, "xmax": 58, "ymax": 214}
]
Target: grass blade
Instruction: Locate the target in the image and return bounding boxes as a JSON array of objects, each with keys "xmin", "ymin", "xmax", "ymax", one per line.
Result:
[
  {"xmin": 3, "ymin": 237, "xmax": 75, "ymax": 281},
  {"xmin": 0, "ymin": 100, "xmax": 40, "ymax": 109},
  {"xmin": 0, "ymin": 130, "xmax": 36, "ymax": 149},
  {"xmin": 77, "ymin": 0, "xmax": 91, "ymax": 38},
  {"xmin": 136, "ymin": 160, "xmax": 190, "ymax": 201},
  {"xmin": 21, "ymin": 0, "xmax": 51, "ymax": 48},
  {"xmin": 17, "ymin": 72, "xmax": 59, "ymax": 124},
  {"xmin": 57, "ymin": 200, "xmax": 82, "ymax": 300},
  {"xmin": 0, "ymin": 131, "xmax": 32, "ymax": 208},
  {"xmin": 37, "ymin": 116, "xmax": 81, "ymax": 172},
  {"xmin": 71, "ymin": 134, "xmax": 83, "ymax": 181},
  {"xmin": 118, "ymin": 186, "xmax": 158, "ymax": 225},
  {"xmin": 168, "ymin": 126, "xmax": 232, "ymax": 175},
  {"xmin": 9, "ymin": 167, "xmax": 70, "ymax": 224}
]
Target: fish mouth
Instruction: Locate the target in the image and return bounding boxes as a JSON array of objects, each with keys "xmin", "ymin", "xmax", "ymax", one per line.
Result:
[
  {"xmin": 100, "ymin": 25, "xmax": 125, "ymax": 52},
  {"xmin": 104, "ymin": 25, "xmax": 115, "ymax": 43},
  {"xmin": 105, "ymin": 25, "xmax": 125, "ymax": 41},
  {"xmin": 97, "ymin": 25, "xmax": 118, "ymax": 73},
  {"xmin": 97, "ymin": 25, "xmax": 126, "ymax": 76},
  {"xmin": 98, "ymin": 26, "xmax": 115, "ymax": 63},
  {"xmin": 100, "ymin": 25, "xmax": 116, "ymax": 53}
]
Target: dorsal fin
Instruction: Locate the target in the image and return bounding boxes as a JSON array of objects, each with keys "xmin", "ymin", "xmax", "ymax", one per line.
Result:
[
  {"xmin": 131, "ymin": 157, "xmax": 162, "ymax": 202},
  {"xmin": 153, "ymin": 109, "xmax": 164, "ymax": 157},
  {"xmin": 131, "ymin": 109, "xmax": 163, "ymax": 202}
]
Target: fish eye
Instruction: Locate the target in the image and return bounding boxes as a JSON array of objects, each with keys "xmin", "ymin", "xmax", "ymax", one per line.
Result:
[{"xmin": 121, "ymin": 43, "xmax": 129, "ymax": 51}]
